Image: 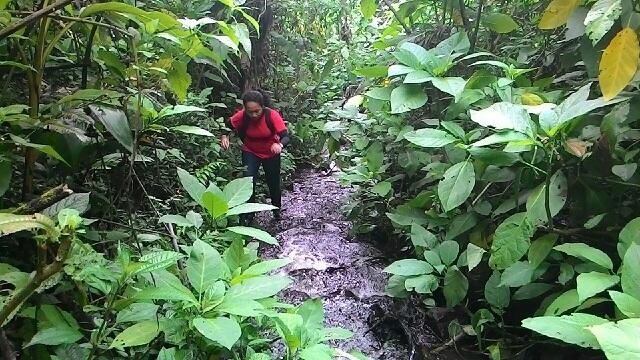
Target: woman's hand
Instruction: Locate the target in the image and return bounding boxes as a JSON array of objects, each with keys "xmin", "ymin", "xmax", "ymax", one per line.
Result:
[
  {"xmin": 221, "ymin": 135, "xmax": 230, "ymax": 150},
  {"xmin": 270, "ymin": 142, "xmax": 283, "ymax": 155}
]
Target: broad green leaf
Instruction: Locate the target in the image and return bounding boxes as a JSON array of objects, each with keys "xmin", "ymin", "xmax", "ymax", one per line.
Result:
[
  {"xmin": 585, "ymin": 0, "xmax": 622, "ymax": 44},
  {"xmin": 244, "ymin": 258, "xmax": 292, "ymax": 276},
  {"xmin": 522, "ymin": 313, "xmax": 607, "ymax": 349},
  {"xmin": 135, "ymin": 271, "xmax": 197, "ymax": 304},
  {"xmin": 193, "ymin": 317, "xmax": 241, "ymax": 350},
  {"xmin": 109, "ymin": 320, "xmax": 161, "ymax": 349},
  {"xmin": 500, "ymin": 261, "xmax": 534, "ymax": 287},
  {"xmin": 410, "ymin": 224, "xmax": 437, "ymax": 249},
  {"xmin": 619, "ymin": 217, "xmax": 640, "ymax": 259},
  {"xmin": 526, "ymin": 171, "xmax": 568, "ymax": 226},
  {"xmin": 42, "ymin": 193, "xmax": 90, "ymax": 218},
  {"xmin": 371, "ymin": 181, "xmax": 392, "ymax": 196},
  {"xmin": 227, "ymin": 226, "xmax": 277, "ymax": 245},
  {"xmin": 116, "ymin": 303, "xmax": 159, "ymax": 324},
  {"xmin": 446, "ymin": 212, "xmax": 477, "ymax": 240},
  {"xmin": 621, "ymin": 243, "xmax": 640, "ymax": 299},
  {"xmin": 227, "ymin": 203, "xmax": 277, "ymax": 216},
  {"xmin": 485, "ymin": 271, "xmax": 510, "ymax": 308},
  {"xmin": 612, "ymin": 163, "xmax": 637, "ymax": 181},
  {"xmin": 300, "ymin": 344, "xmax": 333, "ymax": 360},
  {"xmin": 158, "ymin": 105, "xmax": 207, "ymax": 118},
  {"xmin": 134, "ymin": 251, "xmax": 184, "ymax": 275},
  {"xmin": 0, "ymin": 60, "xmax": 35, "ymax": 72},
  {"xmin": 223, "ymin": 177, "xmax": 253, "ymax": 208},
  {"xmin": 388, "ymin": 64, "xmax": 415, "ymax": 77},
  {"xmin": 588, "ymin": 319, "xmax": 640, "ymax": 358},
  {"xmin": 384, "ymin": 259, "xmax": 433, "ymax": 276},
  {"xmin": 584, "ymin": 213, "xmax": 606, "ymax": 229},
  {"xmin": 404, "ymin": 70, "xmax": 433, "ymax": 84},
  {"xmin": 0, "ymin": 213, "xmax": 56, "ymax": 237},
  {"xmin": 171, "ymin": 125, "xmax": 213, "ymax": 137},
  {"xmin": 404, "ymin": 128, "xmax": 458, "ymax": 148},
  {"xmin": 467, "ymin": 148, "xmax": 521, "ymax": 166},
  {"xmin": 436, "ymin": 241, "xmax": 460, "ymax": 266},
  {"xmin": 443, "ymin": 265, "xmax": 468, "ymax": 307},
  {"xmin": 434, "ymin": 31, "xmax": 470, "ymax": 57},
  {"xmin": 202, "ymin": 191, "xmax": 229, "ymax": 218},
  {"xmin": 513, "ymin": 283, "xmax": 554, "ymax": 300},
  {"xmin": 159, "ymin": 214, "xmax": 192, "ymax": 227},
  {"xmin": 365, "ymin": 87, "xmax": 392, "ymax": 100},
  {"xmin": 187, "ymin": 239, "xmax": 224, "ymax": 293},
  {"xmin": 0, "ymin": 161, "xmax": 10, "ymax": 197},
  {"xmin": 404, "ymin": 274, "xmax": 439, "ymax": 294},
  {"xmin": 431, "ymin": 77, "xmax": 467, "ymax": 102},
  {"xmin": 437, "ymin": 160, "xmax": 475, "ymax": 212},
  {"xmin": 489, "ymin": 213, "xmax": 534, "ymax": 270},
  {"xmin": 484, "ymin": 13, "xmax": 519, "ymax": 33},
  {"xmin": 528, "ymin": 233, "xmax": 558, "ymax": 268},
  {"xmin": 545, "ymin": 289, "xmax": 580, "ymax": 316},
  {"xmin": 471, "ymin": 131, "xmax": 529, "ymax": 147},
  {"xmin": 609, "ymin": 291, "xmax": 640, "ymax": 318},
  {"xmin": 554, "ymin": 243, "xmax": 613, "ymax": 270},
  {"xmin": 10, "ymin": 135, "xmax": 70, "ymax": 165},
  {"xmin": 469, "ymin": 102, "xmax": 534, "ymax": 137},
  {"xmin": 232, "ymin": 23, "xmax": 251, "ymax": 56},
  {"xmin": 177, "ymin": 167, "xmax": 206, "ymax": 205},
  {"xmin": 577, "ymin": 272, "xmax": 620, "ymax": 302},
  {"xmin": 216, "ymin": 298, "xmax": 264, "ymax": 316},
  {"xmin": 467, "ymin": 243, "xmax": 486, "ymax": 271},
  {"xmin": 226, "ymin": 275, "xmax": 291, "ymax": 300},
  {"xmin": 87, "ymin": 105, "xmax": 132, "ymax": 152},
  {"xmin": 167, "ymin": 61, "xmax": 192, "ymax": 102},
  {"xmin": 355, "ymin": 66, "xmax": 389, "ymax": 78},
  {"xmin": 399, "ymin": 42, "xmax": 429, "ymax": 65},
  {"xmin": 390, "ymin": 85, "xmax": 428, "ymax": 114},
  {"xmin": 360, "ymin": 0, "xmax": 376, "ymax": 19},
  {"xmin": 539, "ymin": 0, "xmax": 581, "ymax": 29},
  {"xmin": 26, "ymin": 325, "xmax": 83, "ymax": 347},
  {"xmin": 599, "ymin": 27, "xmax": 640, "ymax": 100}
]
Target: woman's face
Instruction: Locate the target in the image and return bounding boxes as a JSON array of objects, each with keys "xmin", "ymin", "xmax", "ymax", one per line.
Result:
[{"xmin": 245, "ymin": 101, "xmax": 263, "ymax": 120}]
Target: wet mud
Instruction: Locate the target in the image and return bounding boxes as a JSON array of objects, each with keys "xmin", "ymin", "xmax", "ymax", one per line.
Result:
[{"xmin": 256, "ymin": 168, "xmax": 462, "ymax": 360}]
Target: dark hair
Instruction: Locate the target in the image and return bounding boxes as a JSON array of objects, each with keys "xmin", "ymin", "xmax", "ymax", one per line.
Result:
[{"xmin": 242, "ymin": 89, "xmax": 273, "ymax": 108}]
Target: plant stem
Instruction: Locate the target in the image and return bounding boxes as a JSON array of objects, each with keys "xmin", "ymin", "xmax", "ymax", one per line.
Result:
[
  {"xmin": 470, "ymin": 0, "xmax": 485, "ymax": 53},
  {"xmin": 381, "ymin": 0, "xmax": 411, "ymax": 34}
]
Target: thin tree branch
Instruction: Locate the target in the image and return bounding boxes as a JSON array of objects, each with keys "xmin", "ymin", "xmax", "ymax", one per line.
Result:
[
  {"xmin": 470, "ymin": 0, "xmax": 485, "ymax": 53},
  {"xmin": 381, "ymin": 0, "xmax": 411, "ymax": 34},
  {"xmin": 0, "ymin": 0, "xmax": 74, "ymax": 41}
]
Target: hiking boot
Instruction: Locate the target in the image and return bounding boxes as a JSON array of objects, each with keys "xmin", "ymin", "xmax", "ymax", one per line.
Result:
[{"xmin": 273, "ymin": 209, "xmax": 281, "ymax": 221}]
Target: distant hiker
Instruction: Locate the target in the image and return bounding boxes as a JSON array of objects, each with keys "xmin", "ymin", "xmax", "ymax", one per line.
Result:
[{"xmin": 220, "ymin": 89, "xmax": 290, "ymax": 222}]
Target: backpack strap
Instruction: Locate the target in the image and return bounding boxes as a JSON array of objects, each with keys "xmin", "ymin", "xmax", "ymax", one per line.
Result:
[{"xmin": 238, "ymin": 107, "xmax": 275, "ymax": 140}]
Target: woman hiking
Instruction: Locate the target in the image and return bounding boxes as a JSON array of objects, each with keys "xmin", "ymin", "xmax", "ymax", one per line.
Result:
[{"xmin": 221, "ymin": 90, "xmax": 290, "ymax": 223}]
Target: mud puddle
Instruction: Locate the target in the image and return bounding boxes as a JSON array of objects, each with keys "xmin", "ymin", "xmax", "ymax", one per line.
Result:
[{"xmin": 255, "ymin": 168, "xmax": 460, "ymax": 360}]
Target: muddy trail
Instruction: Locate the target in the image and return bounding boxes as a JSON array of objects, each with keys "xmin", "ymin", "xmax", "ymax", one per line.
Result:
[{"xmin": 255, "ymin": 168, "xmax": 463, "ymax": 360}]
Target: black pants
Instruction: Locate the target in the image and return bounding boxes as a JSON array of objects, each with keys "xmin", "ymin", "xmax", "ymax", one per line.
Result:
[{"xmin": 242, "ymin": 151, "xmax": 281, "ymax": 210}]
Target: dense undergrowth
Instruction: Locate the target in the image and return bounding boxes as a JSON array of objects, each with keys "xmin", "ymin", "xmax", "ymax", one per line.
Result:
[{"xmin": 1, "ymin": 0, "xmax": 640, "ymax": 359}]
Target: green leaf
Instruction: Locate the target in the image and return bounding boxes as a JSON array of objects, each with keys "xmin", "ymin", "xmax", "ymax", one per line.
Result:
[
  {"xmin": 171, "ymin": 125, "xmax": 213, "ymax": 137},
  {"xmin": 244, "ymin": 258, "xmax": 292, "ymax": 276},
  {"xmin": 223, "ymin": 177, "xmax": 253, "ymax": 207},
  {"xmin": 431, "ymin": 77, "xmax": 467, "ymax": 102},
  {"xmin": 109, "ymin": 320, "xmax": 161, "ymax": 349},
  {"xmin": 526, "ymin": 171, "xmax": 568, "ymax": 226},
  {"xmin": 528, "ymin": 233, "xmax": 558, "ymax": 268},
  {"xmin": 612, "ymin": 163, "xmax": 637, "ymax": 181},
  {"xmin": 0, "ymin": 213, "xmax": 56, "ymax": 237},
  {"xmin": 187, "ymin": 239, "xmax": 224, "ymax": 293},
  {"xmin": 300, "ymin": 344, "xmax": 333, "ymax": 360},
  {"xmin": 227, "ymin": 226, "xmax": 277, "ymax": 245},
  {"xmin": 404, "ymin": 70, "xmax": 434, "ymax": 84},
  {"xmin": 585, "ymin": 0, "xmax": 622, "ymax": 44},
  {"xmin": 390, "ymin": 85, "xmax": 428, "ymax": 114},
  {"xmin": 489, "ymin": 213, "xmax": 534, "ymax": 270},
  {"xmin": 443, "ymin": 265, "xmax": 468, "ymax": 307},
  {"xmin": 177, "ymin": 167, "xmax": 206, "ymax": 206},
  {"xmin": 404, "ymin": 274, "xmax": 439, "ymax": 294},
  {"xmin": 522, "ymin": 313, "xmax": 608, "ymax": 349},
  {"xmin": 485, "ymin": 271, "xmax": 511, "ymax": 308},
  {"xmin": 469, "ymin": 102, "xmax": 534, "ymax": 137},
  {"xmin": 227, "ymin": 203, "xmax": 277, "ymax": 216},
  {"xmin": 483, "ymin": 13, "xmax": 519, "ymax": 33},
  {"xmin": 42, "ymin": 193, "xmax": 90, "ymax": 219},
  {"xmin": 0, "ymin": 161, "xmax": 10, "ymax": 197},
  {"xmin": 226, "ymin": 275, "xmax": 291, "ymax": 300},
  {"xmin": 410, "ymin": 224, "xmax": 437, "ymax": 249},
  {"xmin": 365, "ymin": 87, "xmax": 392, "ymax": 100},
  {"xmin": 232, "ymin": 23, "xmax": 251, "ymax": 56},
  {"xmin": 159, "ymin": 214, "xmax": 192, "ymax": 227},
  {"xmin": 167, "ymin": 61, "xmax": 191, "ymax": 102},
  {"xmin": 584, "ymin": 213, "xmax": 607, "ymax": 229},
  {"xmin": 545, "ymin": 289, "xmax": 580, "ymax": 315},
  {"xmin": 577, "ymin": 272, "xmax": 620, "ymax": 302},
  {"xmin": 446, "ymin": 212, "xmax": 477, "ymax": 240},
  {"xmin": 437, "ymin": 160, "xmax": 475, "ymax": 212},
  {"xmin": 621, "ymin": 243, "xmax": 640, "ymax": 299},
  {"xmin": 589, "ymin": 319, "xmax": 640, "ymax": 359},
  {"xmin": 500, "ymin": 261, "xmax": 534, "ymax": 287},
  {"xmin": 471, "ymin": 131, "xmax": 529, "ymax": 147},
  {"xmin": 619, "ymin": 217, "xmax": 640, "ymax": 260},
  {"xmin": 26, "ymin": 325, "xmax": 83, "ymax": 347},
  {"xmin": 609, "ymin": 290, "xmax": 640, "ymax": 318},
  {"xmin": 116, "ymin": 303, "xmax": 159, "ymax": 324},
  {"xmin": 134, "ymin": 251, "xmax": 184, "ymax": 275},
  {"xmin": 193, "ymin": 317, "xmax": 241, "ymax": 350},
  {"xmin": 88, "ymin": 106, "xmax": 132, "ymax": 153},
  {"xmin": 135, "ymin": 271, "xmax": 197, "ymax": 304},
  {"xmin": 371, "ymin": 181, "xmax": 392, "ymax": 196},
  {"xmin": 158, "ymin": 105, "xmax": 207, "ymax": 118},
  {"xmin": 216, "ymin": 298, "xmax": 264, "ymax": 316},
  {"xmin": 404, "ymin": 128, "xmax": 458, "ymax": 148},
  {"xmin": 384, "ymin": 259, "xmax": 433, "ymax": 276},
  {"xmin": 202, "ymin": 191, "xmax": 229, "ymax": 218},
  {"xmin": 9, "ymin": 135, "xmax": 70, "ymax": 165},
  {"xmin": 436, "ymin": 241, "xmax": 460, "ymax": 266},
  {"xmin": 513, "ymin": 283, "xmax": 554, "ymax": 300},
  {"xmin": 360, "ymin": 0, "xmax": 376, "ymax": 19},
  {"xmin": 467, "ymin": 243, "xmax": 486, "ymax": 271},
  {"xmin": 356, "ymin": 66, "xmax": 389, "ymax": 79},
  {"xmin": 554, "ymin": 243, "xmax": 613, "ymax": 270},
  {"xmin": 468, "ymin": 148, "xmax": 521, "ymax": 166}
]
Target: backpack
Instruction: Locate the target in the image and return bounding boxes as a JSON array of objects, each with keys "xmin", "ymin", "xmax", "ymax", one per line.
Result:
[{"xmin": 238, "ymin": 107, "xmax": 276, "ymax": 140}]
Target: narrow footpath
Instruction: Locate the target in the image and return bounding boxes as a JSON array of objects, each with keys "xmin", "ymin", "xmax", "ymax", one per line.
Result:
[{"xmin": 258, "ymin": 168, "xmax": 448, "ymax": 359}]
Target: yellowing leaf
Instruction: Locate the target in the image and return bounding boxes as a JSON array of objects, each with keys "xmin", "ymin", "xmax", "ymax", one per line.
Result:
[
  {"xmin": 522, "ymin": 93, "xmax": 544, "ymax": 105},
  {"xmin": 599, "ymin": 27, "xmax": 640, "ymax": 101},
  {"xmin": 564, "ymin": 139, "xmax": 591, "ymax": 157},
  {"xmin": 539, "ymin": 0, "xmax": 580, "ymax": 29}
]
